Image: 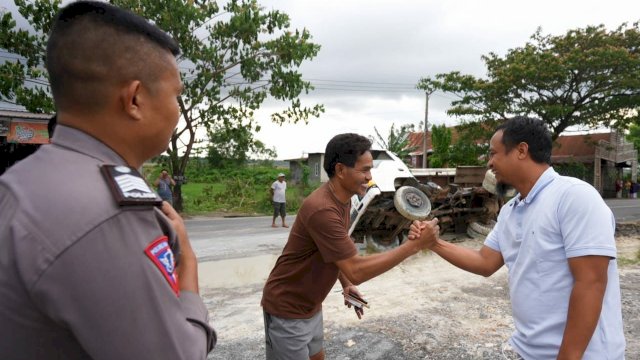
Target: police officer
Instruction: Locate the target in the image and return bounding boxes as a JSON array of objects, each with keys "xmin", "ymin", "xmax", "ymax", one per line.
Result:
[{"xmin": 0, "ymin": 2, "xmax": 215, "ymax": 359}]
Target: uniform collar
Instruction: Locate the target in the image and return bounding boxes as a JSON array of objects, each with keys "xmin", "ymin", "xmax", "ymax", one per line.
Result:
[
  {"xmin": 516, "ymin": 167, "xmax": 557, "ymax": 205},
  {"xmin": 51, "ymin": 125, "xmax": 127, "ymax": 165}
]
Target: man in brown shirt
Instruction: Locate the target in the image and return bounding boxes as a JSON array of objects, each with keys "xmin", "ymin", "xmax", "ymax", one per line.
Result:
[{"xmin": 261, "ymin": 133, "xmax": 439, "ymax": 360}]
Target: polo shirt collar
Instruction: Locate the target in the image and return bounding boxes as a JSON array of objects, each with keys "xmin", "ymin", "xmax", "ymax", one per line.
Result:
[{"xmin": 517, "ymin": 167, "xmax": 557, "ymax": 205}]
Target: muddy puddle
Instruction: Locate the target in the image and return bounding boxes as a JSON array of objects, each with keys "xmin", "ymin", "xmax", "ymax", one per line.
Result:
[{"xmin": 198, "ymin": 254, "xmax": 279, "ymax": 288}]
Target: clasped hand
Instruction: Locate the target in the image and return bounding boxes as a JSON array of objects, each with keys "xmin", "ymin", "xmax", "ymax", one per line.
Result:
[{"xmin": 407, "ymin": 218, "xmax": 440, "ymax": 250}]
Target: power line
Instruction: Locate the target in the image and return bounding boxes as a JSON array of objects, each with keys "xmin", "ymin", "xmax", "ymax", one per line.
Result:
[
  {"xmin": 311, "ymin": 86, "xmax": 418, "ymax": 93},
  {"xmin": 306, "ymin": 78, "xmax": 416, "ymax": 86}
]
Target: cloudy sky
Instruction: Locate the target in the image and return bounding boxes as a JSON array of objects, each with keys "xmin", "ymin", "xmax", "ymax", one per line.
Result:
[
  {"xmin": 252, "ymin": 0, "xmax": 640, "ymax": 159},
  {"xmin": 2, "ymin": 0, "xmax": 639, "ymax": 160}
]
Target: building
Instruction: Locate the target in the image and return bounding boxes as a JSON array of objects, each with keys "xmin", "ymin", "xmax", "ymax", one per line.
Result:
[
  {"xmin": 286, "ymin": 152, "xmax": 328, "ymax": 185},
  {"xmin": 406, "ymin": 131, "xmax": 432, "ymax": 168},
  {"xmin": 0, "ymin": 110, "xmax": 52, "ymax": 175},
  {"xmin": 552, "ymin": 131, "xmax": 637, "ymax": 196},
  {"xmin": 407, "ymin": 126, "xmax": 638, "ymax": 196}
]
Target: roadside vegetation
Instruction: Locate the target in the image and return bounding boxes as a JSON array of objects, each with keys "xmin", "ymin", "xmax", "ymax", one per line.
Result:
[{"xmin": 147, "ymin": 160, "xmax": 319, "ymax": 216}]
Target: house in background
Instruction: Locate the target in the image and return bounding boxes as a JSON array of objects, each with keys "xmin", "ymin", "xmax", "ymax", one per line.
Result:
[
  {"xmin": 552, "ymin": 131, "xmax": 637, "ymax": 196},
  {"xmin": 406, "ymin": 128, "xmax": 487, "ymax": 167},
  {"xmin": 286, "ymin": 152, "xmax": 328, "ymax": 185},
  {"xmin": 406, "ymin": 131, "xmax": 432, "ymax": 167}
]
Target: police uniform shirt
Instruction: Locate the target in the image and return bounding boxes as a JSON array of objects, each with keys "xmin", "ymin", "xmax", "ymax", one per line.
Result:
[{"xmin": 0, "ymin": 125, "xmax": 215, "ymax": 359}]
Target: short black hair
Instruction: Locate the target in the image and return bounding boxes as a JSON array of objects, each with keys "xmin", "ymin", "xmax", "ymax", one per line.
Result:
[
  {"xmin": 496, "ymin": 116, "xmax": 552, "ymax": 164},
  {"xmin": 324, "ymin": 133, "xmax": 372, "ymax": 178},
  {"xmin": 46, "ymin": 1, "xmax": 180, "ymax": 112}
]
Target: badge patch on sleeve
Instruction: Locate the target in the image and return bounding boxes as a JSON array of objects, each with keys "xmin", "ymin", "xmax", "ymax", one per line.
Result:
[{"xmin": 145, "ymin": 236, "xmax": 179, "ymax": 295}]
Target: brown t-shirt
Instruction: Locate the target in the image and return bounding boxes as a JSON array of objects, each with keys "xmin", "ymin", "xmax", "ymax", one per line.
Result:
[{"xmin": 261, "ymin": 182, "xmax": 358, "ymax": 318}]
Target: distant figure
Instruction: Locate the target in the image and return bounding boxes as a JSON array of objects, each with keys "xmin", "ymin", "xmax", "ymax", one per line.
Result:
[
  {"xmin": 270, "ymin": 173, "xmax": 288, "ymax": 228},
  {"xmin": 632, "ymin": 182, "xmax": 639, "ymax": 199},
  {"xmin": 615, "ymin": 178, "xmax": 623, "ymax": 199},
  {"xmin": 625, "ymin": 180, "xmax": 632, "ymax": 198},
  {"xmin": 154, "ymin": 168, "xmax": 176, "ymax": 205}
]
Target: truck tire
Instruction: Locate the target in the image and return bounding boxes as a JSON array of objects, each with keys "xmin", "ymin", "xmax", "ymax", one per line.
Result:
[
  {"xmin": 467, "ymin": 220, "xmax": 496, "ymax": 239},
  {"xmin": 394, "ymin": 186, "xmax": 431, "ymax": 221},
  {"xmin": 365, "ymin": 232, "xmax": 405, "ymax": 252}
]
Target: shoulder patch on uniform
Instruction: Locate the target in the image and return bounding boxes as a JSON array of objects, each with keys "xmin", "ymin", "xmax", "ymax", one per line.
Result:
[
  {"xmin": 101, "ymin": 164, "xmax": 162, "ymax": 206},
  {"xmin": 144, "ymin": 236, "xmax": 179, "ymax": 296}
]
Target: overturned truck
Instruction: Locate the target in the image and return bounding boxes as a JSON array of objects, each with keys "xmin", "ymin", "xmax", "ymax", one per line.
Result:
[{"xmin": 349, "ymin": 150, "xmax": 502, "ymax": 251}]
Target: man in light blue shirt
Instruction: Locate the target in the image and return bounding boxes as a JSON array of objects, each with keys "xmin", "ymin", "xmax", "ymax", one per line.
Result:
[{"xmin": 411, "ymin": 116, "xmax": 625, "ymax": 359}]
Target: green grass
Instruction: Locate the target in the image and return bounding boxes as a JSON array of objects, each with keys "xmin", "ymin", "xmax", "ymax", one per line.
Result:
[
  {"xmin": 182, "ymin": 183, "xmax": 225, "ymax": 199},
  {"xmin": 181, "ymin": 183, "xmax": 226, "ymax": 215},
  {"xmin": 179, "ymin": 181, "xmax": 319, "ymax": 216}
]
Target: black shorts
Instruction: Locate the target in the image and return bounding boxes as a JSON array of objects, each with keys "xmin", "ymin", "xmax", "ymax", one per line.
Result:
[{"xmin": 273, "ymin": 202, "xmax": 286, "ymax": 217}]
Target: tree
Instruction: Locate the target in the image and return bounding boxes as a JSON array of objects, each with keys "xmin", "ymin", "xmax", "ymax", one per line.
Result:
[
  {"xmin": 206, "ymin": 118, "xmax": 276, "ymax": 168},
  {"xmin": 428, "ymin": 122, "xmax": 490, "ymax": 168},
  {"xmin": 0, "ymin": 0, "xmax": 57, "ymax": 113},
  {"xmin": 626, "ymin": 124, "xmax": 640, "ymax": 161},
  {"xmin": 428, "ymin": 124, "xmax": 451, "ymax": 168},
  {"xmin": 373, "ymin": 123, "xmax": 417, "ymax": 165},
  {"xmin": 0, "ymin": 0, "xmax": 323, "ymax": 211},
  {"xmin": 447, "ymin": 122, "xmax": 490, "ymax": 167},
  {"xmin": 417, "ymin": 23, "xmax": 640, "ymax": 140}
]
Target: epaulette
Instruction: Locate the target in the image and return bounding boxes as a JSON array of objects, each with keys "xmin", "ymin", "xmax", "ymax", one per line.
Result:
[{"xmin": 101, "ymin": 164, "xmax": 162, "ymax": 206}]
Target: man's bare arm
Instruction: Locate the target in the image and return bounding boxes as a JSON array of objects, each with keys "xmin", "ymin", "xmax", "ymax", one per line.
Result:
[
  {"xmin": 408, "ymin": 220, "xmax": 504, "ymax": 277},
  {"xmin": 557, "ymin": 255, "xmax": 609, "ymax": 360},
  {"xmin": 429, "ymin": 241, "xmax": 504, "ymax": 277},
  {"xmin": 335, "ymin": 219, "xmax": 439, "ymax": 285}
]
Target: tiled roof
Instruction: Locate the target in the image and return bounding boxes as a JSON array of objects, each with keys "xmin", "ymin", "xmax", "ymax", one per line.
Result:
[
  {"xmin": 552, "ymin": 133, "xmax": 611, "ymax": 157},
  {"xmin": 407, "ymin": 132, "xmax": 431, "ymax": 154}
]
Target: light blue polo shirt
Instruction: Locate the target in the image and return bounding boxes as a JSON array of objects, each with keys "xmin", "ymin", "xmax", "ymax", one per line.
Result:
[{"xmin": 485, "ymin": 167, "xmax": 625, "ymax": 360}]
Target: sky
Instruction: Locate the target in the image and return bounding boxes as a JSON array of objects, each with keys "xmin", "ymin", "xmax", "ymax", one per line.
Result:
[
  {"xmin": 2, "ymin": 0, "xmax": 639, "ymax": 160},
  {"xmin": 250, "ymin": 0, "xmax": 640, "ymax": 159}
]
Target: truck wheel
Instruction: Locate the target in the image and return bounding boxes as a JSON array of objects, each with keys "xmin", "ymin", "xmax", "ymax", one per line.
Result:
[
  {"xmin": 467, "ymin": 220, "xmax": 496, "ymax": 238},
  {"xmin": 365, "ymin": 232, "xmax": 404, "ymax": 252},
  {"xmin": 394, "ymin": 186, "xmax": 431, "ymax": 221}
]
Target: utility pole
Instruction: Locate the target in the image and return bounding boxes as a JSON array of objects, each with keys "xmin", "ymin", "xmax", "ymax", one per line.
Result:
[{"xmin": 422, "ymin": 92, "xmax": 430, "ymax": 168}]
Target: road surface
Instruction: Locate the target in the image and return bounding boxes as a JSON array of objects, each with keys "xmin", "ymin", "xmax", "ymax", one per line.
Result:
[{"xmin": 187, "ymin": 215, "xmax": 296, "ymax": 261}]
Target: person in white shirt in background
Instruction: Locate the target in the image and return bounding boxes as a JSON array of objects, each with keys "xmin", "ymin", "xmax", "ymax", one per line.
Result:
[{"xmin": 271, "ymin": 173, "xmax": 288, "ymax": 228}]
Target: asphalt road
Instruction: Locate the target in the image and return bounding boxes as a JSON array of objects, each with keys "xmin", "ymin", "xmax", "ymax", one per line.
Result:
[
  {"xmin": 186, "ymin": 215, "xmax": 296, "ymax": 261},
  {"xmin": 606, "ymin": 198, "xmax": 640, "ymax": 222},
  {"xmin": 186, "ymin": 198, "xmax": 640, "ymax": 262}
]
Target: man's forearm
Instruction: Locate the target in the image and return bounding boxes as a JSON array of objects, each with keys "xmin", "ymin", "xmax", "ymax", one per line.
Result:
[
  {"xmin": 557, "ymin": 280, "xmax": 606, "ymax": 359},
  {"xmin": 430, "ymin": 240, "xmax": 502, "ymax": 277},
  {"xmin": 338, "ymin": 241, "xmax": 419, "ymax": 285}
]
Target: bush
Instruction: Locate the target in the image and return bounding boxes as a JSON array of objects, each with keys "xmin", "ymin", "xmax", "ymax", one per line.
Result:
[{"xmin": 180, "ymin": 162, "xmax": 321, "ymax": 215}]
